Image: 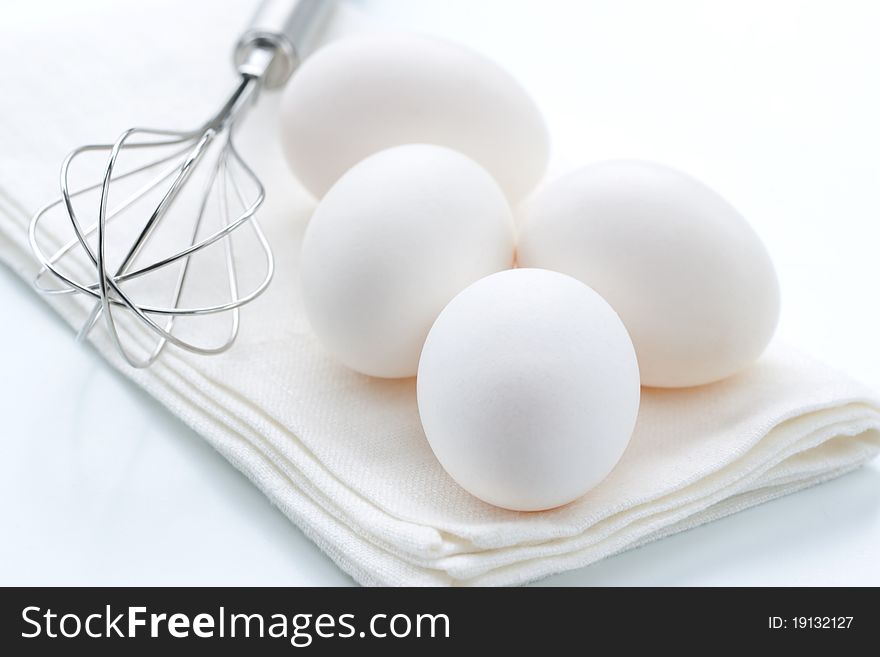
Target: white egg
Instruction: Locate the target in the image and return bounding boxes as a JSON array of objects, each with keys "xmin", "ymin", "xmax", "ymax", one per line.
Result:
[
  {"xmin": 280, "ymin": 33, "xmax": 549, "ymax": 202},
  {"xmin": 517, "ymin": 160, "xmax": 780, "ymax": 388},
  {"xmin": 301, "ymin": 144, "xmax": 515, "ymax": 378},
  {"xmin": 417, "ymin": 268, "xmax": 640, "ymax": 511}
]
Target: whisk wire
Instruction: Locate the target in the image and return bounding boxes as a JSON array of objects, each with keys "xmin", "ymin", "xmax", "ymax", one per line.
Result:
[
  {"xmin": 29, "ymin": 75, "xmax": 274, "ymax": 368},
  {"xmin": 27, "ymin": 0, "xmax": 334, "ymax": 367},
  {"xmin": 85, "ymin": 126, "xmax": 217, "ymax": 351},
  {"xmin": 32, "ymin": 139, "xmax": 198, "ymax": 295}
]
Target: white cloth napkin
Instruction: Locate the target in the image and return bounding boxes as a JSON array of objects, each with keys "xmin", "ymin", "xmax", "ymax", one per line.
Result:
[{"xmin": 2, "ymin": 0, "xmax": 878, "ymax": 586}]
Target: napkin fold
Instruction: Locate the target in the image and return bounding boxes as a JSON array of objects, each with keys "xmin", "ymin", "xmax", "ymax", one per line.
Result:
[{"xmin": 1, "ymin": 0, "xmax": 878, "ymax": 586}]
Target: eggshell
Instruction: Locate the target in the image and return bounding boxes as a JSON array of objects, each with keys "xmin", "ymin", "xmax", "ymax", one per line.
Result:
[
  {"xmin": 417, "ymin": 268, "xmax": 640, "ymax": 511},
  {"xmin": 280, "ymin": 33, "xmax": 549, "ymax": 201},
  {"xmin": 517, "ymin": 160, "xmax": 780, "ymax": 388},
  {"xmin": 301, "ymin": 144, "xmax": 515, "ymax": 378}
]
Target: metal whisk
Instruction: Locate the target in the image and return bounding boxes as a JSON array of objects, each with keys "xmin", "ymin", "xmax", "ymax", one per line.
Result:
[{"xmin": 28, "ymin": 0, "xmax": 330, "ymax": 368}]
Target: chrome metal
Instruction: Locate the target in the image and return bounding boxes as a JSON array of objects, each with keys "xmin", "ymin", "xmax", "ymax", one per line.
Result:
[
  {"xmin": 28, "ymin": 0, "xmax": 330, "ymax": 368},
  {"xmin": 234, "ymin": 0, "xmax": 333, "ymax": 88}
]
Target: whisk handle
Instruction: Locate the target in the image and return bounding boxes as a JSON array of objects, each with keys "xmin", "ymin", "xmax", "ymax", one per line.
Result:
[{"xmin": 234, "ymin": 0, "xmax": 333, "ymax": 89}]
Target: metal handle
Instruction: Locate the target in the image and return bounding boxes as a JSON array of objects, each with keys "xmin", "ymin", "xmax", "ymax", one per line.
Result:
[{"xmin": 234, "ymin": 0, "xmax": 333, "ymax": 89}]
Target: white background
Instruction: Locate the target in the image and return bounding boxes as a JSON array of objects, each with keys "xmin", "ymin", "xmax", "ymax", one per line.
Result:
[{"xmin": 1, "ymin": 0, "xmax": 878, "ymax": 585}]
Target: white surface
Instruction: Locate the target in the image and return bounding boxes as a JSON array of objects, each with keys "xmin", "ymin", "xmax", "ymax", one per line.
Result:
[
  {"xmin": 2, "ymin": 0, "xmax": 880, "ymax": 585},
  {"xmin": 302, "ymin": 144, "xmax": 515, "ymax": 378},
  {"xmin": 280, "ymin": 32, "xmax": 549, "ymax": 200},
  {"xmin": 417, "ymin": 268, "xmax": 640, "ymax": 511},
  {"xmin": 518, "ymin": 160, "xmax": 781, "ymax": 388}
]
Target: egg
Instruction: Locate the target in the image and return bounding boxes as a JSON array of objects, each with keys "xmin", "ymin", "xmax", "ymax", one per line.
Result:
[
  {"xmin": 417, "ymin": 268, "xmax": 640, "ymax": 511},
  {"xmin": 301, "ymin": 144, "xmax": 515, "ymax": 378},
  {"xmin": 280, "ymin": 33, "xmax": 549, "ymax": 202},
  {"xmin": 517, "ymin": 160, "xmax": 780, "ymax": 388}
]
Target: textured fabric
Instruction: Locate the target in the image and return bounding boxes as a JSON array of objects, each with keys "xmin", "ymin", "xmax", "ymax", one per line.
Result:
[{"xmin": 1, "ymin": 0, "xmax": 879, "ymax": 586}]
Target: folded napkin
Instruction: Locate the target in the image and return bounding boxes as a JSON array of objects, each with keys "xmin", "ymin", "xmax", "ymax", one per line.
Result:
[{"xmin": 2, "ymin": 0, "xmax": 878, "ymax": 586}]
